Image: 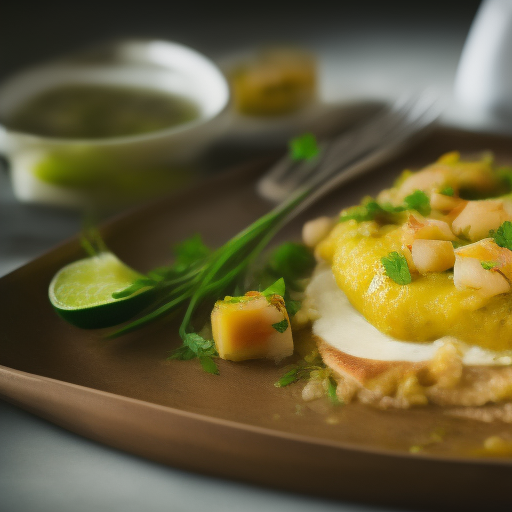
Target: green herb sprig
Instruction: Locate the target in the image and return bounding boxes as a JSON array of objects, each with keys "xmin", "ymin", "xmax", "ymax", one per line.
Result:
[
  {"xmin": 381, "ymin": 251, "xmax": 412, "ymax": 285},
  {"xmin": 439, "ymin": 186, "xmax": 454, "ymax": 197},
  {"xmin": 107, "ymin": 137, "xmax": 320, "ymax": 372},
  {"xmin": 289, "ymin": 133, "xmax": 319, "ymax": 161},
  {"xmin": 248, "ymin": 242, "xmax": 316, "ymax": 318},
  {"xmin": 274, "ymin": 354, "xmax": 342, "ymax": 406},
  {"xmin": 340, "ymin": 190, "xmax": 430, "ymax": 223},
  {"xmin": 481, "ymin": 261, "xmax": 498, "ymax": 271},
  {"xmin": 490, "ymin": 221, "xmax": 512, "ymax": 251}
]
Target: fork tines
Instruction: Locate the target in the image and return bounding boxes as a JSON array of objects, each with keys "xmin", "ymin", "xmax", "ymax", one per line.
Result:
[{"xmin": 257, "ymin": 94, "xmax": 440, "ymax": 204}]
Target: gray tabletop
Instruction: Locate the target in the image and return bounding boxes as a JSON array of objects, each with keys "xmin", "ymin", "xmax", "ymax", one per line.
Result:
[{"xmin": 0, "ymin": 2, "xmax": 497, "ymax": 511}]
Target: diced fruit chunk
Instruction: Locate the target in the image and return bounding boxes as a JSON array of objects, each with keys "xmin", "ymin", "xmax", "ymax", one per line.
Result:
[
  {"xmin": 211, "ymin": 293, "xmax": 293, "ymax": 362},
  {"xmin": 455, "ymin": 238, "xmax": 512, "ymax": 281},
  {"xmin": 411, "ymin": 240, "xmax": 455, "ymax": 274},
  {"xmin": 453, "ymin": 253, "xmax": 510, "ymax": 298},
  {"xmin": 429, "ymin": 192, "xmax": 463, "ymax": 212},
  {"xmin": 452, "ymin": 200, "xmax": 512, "ymax": 242},
  {"xmin": 402, "ymin": 215, "xmax": 455, "ymax": 245}
]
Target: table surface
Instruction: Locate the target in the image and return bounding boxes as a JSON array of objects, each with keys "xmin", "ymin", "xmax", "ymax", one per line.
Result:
[{"xmin": 2, "ymin": 2, "xmax": 506, "ymax": 511}]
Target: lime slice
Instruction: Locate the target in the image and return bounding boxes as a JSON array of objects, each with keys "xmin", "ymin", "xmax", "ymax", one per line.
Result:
[{"xmin": 49, "ymin": 252, "xmax": 153, "ymax": 328}]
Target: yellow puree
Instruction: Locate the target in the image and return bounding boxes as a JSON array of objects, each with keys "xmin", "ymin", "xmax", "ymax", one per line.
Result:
[{"xmin": 316, "ymin": 220, "xmax": 512, "ymax": 352}]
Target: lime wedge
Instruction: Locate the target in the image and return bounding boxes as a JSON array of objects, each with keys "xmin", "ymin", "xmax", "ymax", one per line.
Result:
[{"xmin": 49, "ymin": 252, "xmax": 153, "ymax": 328}]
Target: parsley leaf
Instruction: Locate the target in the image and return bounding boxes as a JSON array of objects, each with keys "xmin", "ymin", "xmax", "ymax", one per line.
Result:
[
  {"xmin": 111, "ymin": 234, "xmax": 212, "ymax": 301},
  {"xmin": 403, "ymin": 190, "xmax": 431, "ymax": 216},
  {"xmin": 223, "ymin": 296, "xmax": 244, "ymax": 304},
  {"xmin": 439, "ymin": 186, "xmax": 454, "ymax": 197},
  {"xmin": 262, "ymin": 278, "xmax": 286, "ymax": 298},
  {"xmin": 340, "ymin": 200, "xmax": 390, "ymax": 222},
  {"xmin": 173, "ymin": 234, "xmax": 211, "ymax": 268},
  {"xmin": 268, "ymin": 242, "xmax": 316, "ymax": 283},
  {"xmin": 381, "ymin": 251, "xmax": 412, "ymax": 285},
  {"xmin": 481, "ymin": 261, "xmax": 498, "ymax": 270},
  {"xmin": 274, "ymin": 368, "xmax": 299, "ymax": 387},
  {"xmin": 199, "ymin": 356, "xmax": 219, "ymax": 375},
  {"xmin": 285, "ymin": 299, "xmax": 301, "ymax": 318},
  {"xmin": 490, "ymin": 221, "xmax": 512, "ymax": 251},
  {"xmin": 168, "ymin": 332, "xmax": 219, "ymax": 374},
  {"xmin": 251, "ymin": 243, "xmax": 315, "ymax": 319},
  {"xmin": 289, "ymin": 133, "xmax": 319, "ymax": 161},
  {"xmin": 340, "ymin": 190, "xmax": 430, "ymax": 223},
  {"xmin": 272, "ymin": 319, "xmax": 289, "ymax": 333},
  {"xmin": 169, "ymin": 344, "xmax": 196, "ymax": 360},
  {"xmin": 327, "ymin": 376, "xmax": 342, "ymax": 405},
  {"xmin": 274, "ymin": 354, "xmax": 343, "ymax": 406}
]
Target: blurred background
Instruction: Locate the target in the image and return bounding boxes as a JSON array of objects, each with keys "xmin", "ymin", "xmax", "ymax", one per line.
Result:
[
  {"xmin": 2, "ymin": 1, "xmax": 509, "ymax": 511},
  {"xmin": 0, "ymin": 0, "xmax": 487, "ymax": 272},
  {"xmin": 1, "ymin": 1, "xmax": 482, "ymax": 79}
]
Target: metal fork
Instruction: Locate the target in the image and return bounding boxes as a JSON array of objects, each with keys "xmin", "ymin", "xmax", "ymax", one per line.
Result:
[{"xmin": 257, "ymin": 94, "xmax": 441, "ymax": 216}]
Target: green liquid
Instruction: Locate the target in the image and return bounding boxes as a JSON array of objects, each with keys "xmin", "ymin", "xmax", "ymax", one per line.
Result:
[{"xmin": 5, "ymin": 84, "xmax": 201, "ymax": 139}]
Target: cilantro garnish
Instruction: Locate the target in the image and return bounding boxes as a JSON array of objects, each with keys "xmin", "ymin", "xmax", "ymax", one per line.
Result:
[
  {"xmin": 285, "ymin": 299, "xmax": 302, "ymax": 318},
  {"xmin": 271, "ymin": 319, "xmax": 289, "ymax": 333},
  {"xmin": 168, "ymin": 332, "xmax": 219, "ymax": 375},
  {"xmin": 340, "ymin": 200, "xmax": 387, "ymax": 223},
  {"xmin": 490, "ymin": 221, "xmax": 512, "ymax": 251},
  {"xmin": 274, "ymin": 354, "xmax": 342, "ymax": 406},
  {"xmin": 326, "ymin": 376, "xmax": 341, "ymax": 405},
  {"xmin": 403, "ymin": 190, "xmax": 431, "ymax": 216},
  {"xmin": 268, "ymin": 242, "xmax": 316, "ymax": 283},
  {"xmin": 289, "ymin": 133, "xmax": 319, "ymax": 161},
  {"xmin": 262, "ymin": 278, "xmax": 286, "ymax": 298},
  {"xmin": 439, "ymin": 186, "xmax": 454, "ymax": 197},
  {"xmin": 274, "ymin": 352, "xmax": 324, "ymax": 388},
  {"xmin": 275, "ymin": 368, "xmax": 299, "ymax": 387},
  {"xmin": 172, "ymin": 234, "xmax": 211, "ymax": 269},
  {"xmin": 381, "ymin": 251, "xmax": 412, "ymax": 285},
  {"xmin": 481, "ymin": 261, "xmax": 498, "ymax": 270},
  {"xmin": 103, "ymin": 136, "xmax": 320, "ymax": 375},
  {"xmin": 340, "ymin": 190, "xmax": 430, "ymax": 223},
  {"xmin": 112, "ymin": 234, "xmax": 212, "ymax": 299},
  {"xmin": 249, "ymin": 243, "xmax": 315, "ymax": 318}
]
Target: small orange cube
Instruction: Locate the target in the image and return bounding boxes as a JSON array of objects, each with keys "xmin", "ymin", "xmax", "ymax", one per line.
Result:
[{"xmin": 211, "ymin": 292, "xmax": 293, "ymax": 362}]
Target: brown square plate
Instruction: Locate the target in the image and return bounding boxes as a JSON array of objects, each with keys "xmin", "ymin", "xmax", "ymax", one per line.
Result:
[{"xmin": 2, "ymin": 127, "xmax": 512, "ymax": 511}]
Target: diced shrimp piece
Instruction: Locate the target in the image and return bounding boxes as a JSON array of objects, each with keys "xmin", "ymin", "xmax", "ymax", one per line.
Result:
[
  {"xmin": 453, "ymin": 257, "xmax": 510, "ymax": 298},
  {"xmin": 455, "ymin": 238, "xmax": 512, "ymax": 281},
  {"xmin": 430, "ymin": 192, "xmax": 463, "ymax": 212},
  {"xmin": 452, "ymin": 200, "xmax": 512, "ymax": 242},
  {"xmin": 302, "ymin": 216, "xmax": 334, "ymax": 248},
  {"xmin": 411, "ymin": 240, "xmax": 455, "ymax": 274},
  {"xmin": 402, "ymin": 215, "xmax": 455, "ymax": 245},
  {"xmin": 402, "ymin": 244, "xmax": 417, "ymax": 273},
  {"xmin": 397, "ymin": 167, "xmax": 447, "ymax": 199}
]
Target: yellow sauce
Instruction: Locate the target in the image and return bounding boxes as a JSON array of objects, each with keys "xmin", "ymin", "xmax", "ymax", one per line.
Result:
[{"xmin": 316, "ymin": 219, "xmax": 512, "ymax": 351}]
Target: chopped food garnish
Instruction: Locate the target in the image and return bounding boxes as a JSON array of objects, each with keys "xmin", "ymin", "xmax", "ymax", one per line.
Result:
[
  {"xmin": 381, "ymin": 251, "xmax": 412, "ymax": 285},
  {"xmin": 490, "ymin": 220, "xmax": 512, "ymax": 250},
  {"xmin": 211, "ymin": 281, "xmax": 293, "ymax": 362},
  {"xmin": 289, "ymin": 133, "xmax": 319, "ymax": 161}
]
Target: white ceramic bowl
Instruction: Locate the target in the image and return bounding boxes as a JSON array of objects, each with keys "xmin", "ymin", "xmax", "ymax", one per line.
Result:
[{"xmin": 0, "ymin": 40, "xmax": 230, "ymax": 208}]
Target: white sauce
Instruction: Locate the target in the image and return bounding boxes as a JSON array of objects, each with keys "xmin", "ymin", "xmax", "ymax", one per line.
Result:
[{"xmin": 307, "ymin": 265, "xmax": 512, "ymax": 366}]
